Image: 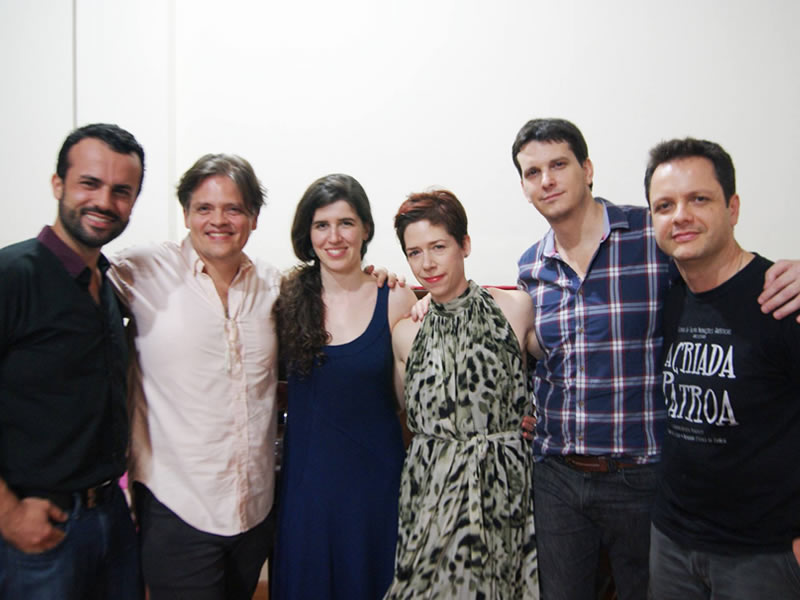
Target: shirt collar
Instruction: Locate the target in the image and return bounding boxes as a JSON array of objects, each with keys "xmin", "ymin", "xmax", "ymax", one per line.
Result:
[
  {"xmin": 180, "ymin": 235, "xmax": 253, "ymax": 279},
  {"xmin": 36, "ymin": 225, "xmax": 111, "ymax": 278},
  {"xmin": 601, "ymin": 197, "xmax": 635, "ymax": 234},
  {"xmin": 541, "ymin": 197, "xmax": 626, "ymax": 258}
]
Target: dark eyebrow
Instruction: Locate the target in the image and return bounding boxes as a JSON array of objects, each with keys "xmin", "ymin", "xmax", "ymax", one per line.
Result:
[{"xmin": 78, "ymin": 175, "xmax": 133, "ymax": 195}]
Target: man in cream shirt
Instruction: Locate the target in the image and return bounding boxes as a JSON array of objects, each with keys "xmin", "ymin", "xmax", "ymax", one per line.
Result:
[{"xmin": 111, "ymin": 154, "xmax": 280, "ymax": 600}]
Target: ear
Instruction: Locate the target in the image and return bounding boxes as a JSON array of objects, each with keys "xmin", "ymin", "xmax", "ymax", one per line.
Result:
[
  {"xmin": 51, "ymin": 173, "xmax": 64, "ymax": 201},
  {"xmin": 728, "ymin": 194, "xmax": 740, "ymax": 227},
  {"xmin": 462, "ymin": 234, "xmax": 471, "ymax": 258},
  {"xmin": 250, "ymin": 214, "xmax": 258, "ymax": 232},
  {"xmin": 183, "ymin": 207, "xmax": 191, "ymax": 229},
  {"xmin": 582, "ymin": 157, "xmax": 594, "ymax": 188}
]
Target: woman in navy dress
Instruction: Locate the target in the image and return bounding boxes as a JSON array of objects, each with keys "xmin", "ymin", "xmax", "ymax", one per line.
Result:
[{"xmin": 271, "ymin": 174, "xmax": 416, "ymax": 599}]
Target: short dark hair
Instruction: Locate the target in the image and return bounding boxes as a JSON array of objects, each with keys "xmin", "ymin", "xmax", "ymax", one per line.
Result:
[
  {"xmin": 292, "ymin": 174, "xmax": 374, "ymax": 262},
  {"xmin": 56, "ymin": 123, "xmax": 145, "ymax": 195},
  {"xmin": 177, "ymin": 154, "xmax": 266, "ymax": 217},
  {"xmin": 512, "ymin": 118, "xmax": 589, "ymax": 176},
  {"xmin": 644, "ymin": 138, "xmax": 736, "ymax": 205},
  {"xmin": 394, "ymin": 189, "xmax": 468, "ymax": 253}
]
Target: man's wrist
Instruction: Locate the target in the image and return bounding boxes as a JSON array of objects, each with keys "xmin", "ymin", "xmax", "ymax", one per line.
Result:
[{"xmin": 0, "ymin": 479, "xmax": 21, "ymax": 529}]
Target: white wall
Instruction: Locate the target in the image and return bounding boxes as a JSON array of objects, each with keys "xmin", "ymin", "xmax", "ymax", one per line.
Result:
[
  {"xmin": 75, "ymin": 1, "xmax": 175, "ymax": 248},
  {"xmin": 3, "ymin": 0, "xmax": 799, "ymax": 283},
  {"xmin": 0, "ymin": 0, "xmax": 73, "ymax": 243}
]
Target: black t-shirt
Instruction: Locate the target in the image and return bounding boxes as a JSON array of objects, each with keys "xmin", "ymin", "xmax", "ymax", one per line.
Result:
[
  {"xmin": 653, "ymin": 254, "xmax": 800, "ymax": 554},
  {"xmin": 0, "ymin": 237, "xmax": 128, "ymax": 492}
]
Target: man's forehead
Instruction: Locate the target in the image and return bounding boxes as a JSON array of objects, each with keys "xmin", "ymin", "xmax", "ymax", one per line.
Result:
[
  {"xmin": 651, "ymin": 157, "xmax": 723, "ymax": 198},
  {"xmin": 655, "ymin": 156, "xmax": 715, "ymax": 180},
  {"xmin": 519, "ymin": 139, "xmax": 574, "ymax": 159},
  {"xmin": 67, "ymin": 138, "xmax": 142, "ymax": 176},
  {"xmin": 189, "ymin": 175, "xmax": 245, "ymax": 204}
]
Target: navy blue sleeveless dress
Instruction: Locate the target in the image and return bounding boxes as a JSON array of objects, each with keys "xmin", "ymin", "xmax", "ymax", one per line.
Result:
[{"xmin": 272, "ymin": 285, "xmax": 405, "ymax": 599}]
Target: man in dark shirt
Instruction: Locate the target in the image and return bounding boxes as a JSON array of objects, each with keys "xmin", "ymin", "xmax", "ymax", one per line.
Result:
[
  {"xmin": 0, "ymin": 123, "xmax": 145, "ymax": 599},
  {"xmin": 646, "ymin": 138, "xmax": 800, "ymax": 598}
]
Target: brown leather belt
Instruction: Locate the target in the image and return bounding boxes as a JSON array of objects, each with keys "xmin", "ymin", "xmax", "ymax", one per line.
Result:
[
  {"xmin": 561, "ymin": 455, "xmax": 641, "ymax": 473},
  {"xmin": 16, "ymin": 479, "xmax": 118, "ymax": 512}
]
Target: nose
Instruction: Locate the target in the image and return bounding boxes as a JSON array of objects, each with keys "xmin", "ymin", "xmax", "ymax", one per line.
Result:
[
  {"xmin": 422, "ymin": 250, "xmax": 435, "ymax": 270},
  {"xmin": 329, "ymin": 224, "xmax": 342, "ymax": 242},
  {"xmin": 94, "ymin": 186, "xmax": 114, "ymax": 209},
  {"xmin": 673, "ymin": 200, "xmax": 692, "ymax": 223},
  {"xmin": 210, "ymin": 207, "xmax": 228, "ymax": 224},
  {"xmin": 541, "ymin": 169, "xmax": 555, "ymax": 189}
]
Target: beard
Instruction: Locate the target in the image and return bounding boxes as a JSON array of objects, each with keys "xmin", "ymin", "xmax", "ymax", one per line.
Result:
[{"xmin": 57, "ymin": 194, "xmax": 129, "ymax": 249}]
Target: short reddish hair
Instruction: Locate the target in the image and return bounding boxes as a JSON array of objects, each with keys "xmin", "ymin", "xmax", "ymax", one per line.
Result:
[{"xmin": 394, "ymin": 189, "xmax": 468, "ymax": 253}]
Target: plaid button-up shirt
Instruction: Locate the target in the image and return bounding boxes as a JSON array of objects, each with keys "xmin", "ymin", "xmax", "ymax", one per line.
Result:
[{"xmin": 518, "ymin": 198, "xmax": 674, "ymax": 462}]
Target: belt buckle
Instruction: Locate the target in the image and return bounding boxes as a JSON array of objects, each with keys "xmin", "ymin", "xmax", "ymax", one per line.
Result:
[{"xmin": 86, "ymin": 486, "xmax": 99, "ymax": 509}]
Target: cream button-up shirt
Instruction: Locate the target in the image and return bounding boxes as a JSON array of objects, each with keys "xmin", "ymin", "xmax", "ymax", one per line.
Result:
[{"xmin": 111, "ymin": 237, "xmax": 280, "ymax": 535}]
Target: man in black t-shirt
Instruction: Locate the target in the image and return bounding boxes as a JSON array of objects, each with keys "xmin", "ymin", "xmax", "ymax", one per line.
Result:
[
  {"xmin": 0, "ymin": 124, "xmax": 145, "ymax": 599},
  {"xmin": 644, "ymin": 137, "xmax": 800, "ymax": 598}
]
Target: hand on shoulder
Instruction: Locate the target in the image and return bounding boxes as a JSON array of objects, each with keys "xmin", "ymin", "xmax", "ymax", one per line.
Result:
[
  {"xmin": 365, "ymin": 264, "xmax": 406, "ymax": 289},
  {"xmin": 760, "ymin": 259, "xmax": 800, "ymax": 323}
]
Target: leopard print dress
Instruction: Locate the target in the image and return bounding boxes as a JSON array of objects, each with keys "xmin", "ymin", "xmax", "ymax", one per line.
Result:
[{"xmin": 385, "ymin": 281, "xmax": 538, "ymax": 599}]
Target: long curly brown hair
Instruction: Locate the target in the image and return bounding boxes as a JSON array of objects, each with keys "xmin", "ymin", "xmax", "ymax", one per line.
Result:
[{"xmin": 274, "ymin": 174, "xmax": 374, "ymax": 376}]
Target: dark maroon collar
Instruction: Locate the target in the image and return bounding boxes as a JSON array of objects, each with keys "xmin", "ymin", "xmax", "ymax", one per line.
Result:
[{"xmin": 36, "ymin": 226, "xmax": 108, "ymax": 279}]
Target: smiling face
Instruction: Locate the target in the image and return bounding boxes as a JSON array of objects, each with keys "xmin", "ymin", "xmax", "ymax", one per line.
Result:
[
  {"xmin": 516, "ymin": 140, "xmax": 594, "ymax": 224},
  {"xmin": 648, "ymin": 156, "xmax": 739, "ymax": 266},
  {"xmin": 51, "ymin": 137, "xmax": 142, "ymax": 257},
  {"xmin": 310, "ymin": 199, "xmax": 370, "ymax": 274},
  {"xmin": 403, "ymin": 219, "xmax": 470, "ymax": 303},
  {"xmin": 183, "ymin": 174, "xmax": 257, "ymax": 269}
]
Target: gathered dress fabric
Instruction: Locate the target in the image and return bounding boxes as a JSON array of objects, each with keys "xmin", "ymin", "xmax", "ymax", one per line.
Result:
[
  {"xmin": 272, "ymin": 285, "xmax": 405, "ymax": 599},
  {"xmin": 385, "ymin": 282, "xmax": 538, "ymax": 599}
]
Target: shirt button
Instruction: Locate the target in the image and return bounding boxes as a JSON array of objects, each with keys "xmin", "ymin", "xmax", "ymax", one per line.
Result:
[{"xmin": 577, "ymin": 326, "xmax": 584, "ymax": 334}]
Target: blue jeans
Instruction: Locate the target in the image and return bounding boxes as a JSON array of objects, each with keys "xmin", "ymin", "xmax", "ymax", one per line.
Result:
[
  {"xmin": 534, "ymin": 456, "xmax": 657, "ymax": 600},
  {"xmin": 650, "ymin": 524, "xmax": 800, "ymax": 599},
  {"xmin": 0, "ymin": 484, "xmax": 142, "ymax": 600}
]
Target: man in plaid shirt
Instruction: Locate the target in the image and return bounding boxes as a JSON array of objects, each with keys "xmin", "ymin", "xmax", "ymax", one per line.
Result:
[{"xmin": 513, "ymin": 118, "xmax": 800, "ymax": 600}]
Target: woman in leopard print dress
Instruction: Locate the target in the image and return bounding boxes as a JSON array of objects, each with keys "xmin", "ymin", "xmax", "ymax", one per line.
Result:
[{"xmin": 386, "ymin": 190, "xmax": 541, "ymax": 599}]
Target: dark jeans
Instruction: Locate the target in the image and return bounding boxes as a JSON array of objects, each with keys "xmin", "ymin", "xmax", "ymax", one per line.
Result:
[
  {"xmin": 534, "ymin": 456, "xmax": 657, "ymax": 600},
  {"xmin": 650, "ymin": 524, "xmax": 800, "ymax": 599},
  {"xmin": 0, "ymin": 483, "xmax": 142, "ymax": 600},
  {"xmin": 134, "ymin": 483, "xmax": 274, "ymax": 600}
]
